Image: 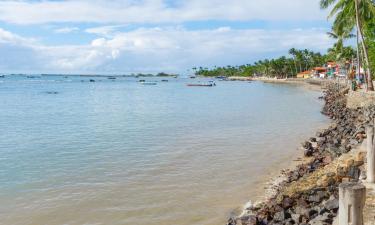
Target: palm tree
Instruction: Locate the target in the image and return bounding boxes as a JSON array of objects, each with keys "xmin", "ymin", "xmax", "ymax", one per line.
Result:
[
  {"xmin": 288, "ymin": 48, "xmax": 299, "ymax": 75},
  {"xmin": 320, "ymin": 0, "xmax": 375, "ymax": 91},
  {"xmin": 327, "ymin": 30, "xmax": 355, "ymax": 60}
]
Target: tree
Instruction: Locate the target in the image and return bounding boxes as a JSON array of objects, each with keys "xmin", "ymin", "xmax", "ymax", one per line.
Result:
[{"xmin": 320, "ymin": 0, "xmax": 375, "ymax": 90}]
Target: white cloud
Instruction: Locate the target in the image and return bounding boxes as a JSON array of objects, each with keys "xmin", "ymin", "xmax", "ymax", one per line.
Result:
[
  {"xmin": 0, "ymin": 28, "xmax": 34, "ymax": 45},
  {"xmin": 54, "ymin": 27, "xmax": 79, "ymax": 34},
  {"xmin": 85, "ymin": 25, "xmax": 126, "ymax": 37},
  {"xmin": 0, "ymin": 27, "xmax": 333, "ymax": 73},
  {"xmin": 0, "ymin": 0, "xmax": 327, "ymax": 25}
]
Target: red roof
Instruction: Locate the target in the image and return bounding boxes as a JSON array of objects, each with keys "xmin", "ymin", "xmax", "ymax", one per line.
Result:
[{"xmin": 313, "ymin": 67, "xmax": 327, "ymax": 71}]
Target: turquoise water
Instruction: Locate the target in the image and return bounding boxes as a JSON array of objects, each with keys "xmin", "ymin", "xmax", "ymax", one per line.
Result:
[{"xmin": 0, "ymin": 76, "xmax": 328, "ymax": 225}]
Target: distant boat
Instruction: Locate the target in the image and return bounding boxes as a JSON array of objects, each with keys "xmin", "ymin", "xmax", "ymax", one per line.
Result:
[
  {"xmin": 187, "ymin": 83, "xmax": 215, "ymax": 87},
  {"xmin": 189, "ymin": 76, "xmax": 196, "ymax": 79},
  {"xmin": 108, "ymin": 77, "xmax": 116, "ymax": 80},
  {"xmin": 0, "ymin": 75, "xmax": 4, "ymax": 78},
  {"xmin": 89, "ymin": 79, "xmax": 95, "ymax": 82},
  {"xmin": 161, "ymin": 79, "xmax": 169, "ymax": 82}
]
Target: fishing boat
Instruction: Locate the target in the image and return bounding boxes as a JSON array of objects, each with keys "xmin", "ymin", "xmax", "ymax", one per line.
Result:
[{"xmin": 187, "ymin": 83, "xmax": 215, "ymax": 87}]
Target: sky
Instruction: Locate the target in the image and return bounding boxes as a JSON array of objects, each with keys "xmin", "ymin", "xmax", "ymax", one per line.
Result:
[{"xmin": 0, "ymin": 0, "xmax": 335, "ymax": 74}]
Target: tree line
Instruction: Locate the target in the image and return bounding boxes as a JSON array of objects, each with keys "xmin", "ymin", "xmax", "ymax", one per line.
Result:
[{"xmin": 193, "ymin": 0, "xmax": 375, "ymax": 90}]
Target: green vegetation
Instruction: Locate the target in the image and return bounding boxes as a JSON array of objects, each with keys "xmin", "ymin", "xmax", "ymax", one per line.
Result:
[
  {"xmin": 193, "ymin": 0, "xmax": 375, "ymax": 91},
  {"xmin": 193, "ymin": 49, "xmax": 330, "ymax": 78},
  {"xmin": 320, "ymin": 0, "xmax": 375, "ymax": 90}
]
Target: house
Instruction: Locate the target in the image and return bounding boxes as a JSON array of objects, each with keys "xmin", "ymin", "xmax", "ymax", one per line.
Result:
[
  {"xmin": 297, "ymin": 70, "xmax": 311, "ymax": 79},
  {"xmin": 312, "ymin": 67, "xmax": 327, "ymax": 78}
]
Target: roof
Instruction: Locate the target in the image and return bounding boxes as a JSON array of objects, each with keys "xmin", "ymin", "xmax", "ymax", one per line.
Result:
[{"xmin": 313, "ymin": 67, "xmax": 327, "ymax": 71}]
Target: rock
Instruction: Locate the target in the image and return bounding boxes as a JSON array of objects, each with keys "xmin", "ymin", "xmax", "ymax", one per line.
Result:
[
  {"xmin": 240, "ymin": 215, "xmax": 257, "ymax": 225},
  {"xmin": 273, "ymin": 211, "xmax": 291, "ymax": 222},
  {"xmin": 309, "ymin": 213, "xmax": 333, "ymax": 225},
  {"xmin": 294, "ymin": 206, "xmax": 309, "ymax": 217},
  {"xmin": 290, "ymin": 214, "xmax": 301, "ymax": 223},
  {"xmin": 282, "ymin": 197, "xmax": 294, "ymax": 209},
  {"xmin": 324, "ymin": 198, "xmax": 339, "ymax": 211},
  {"xmin": 308, "ymin": 209, "xmax": 318, "ymax": 219},
  {"xmin": 227, "ymin": 217, "xmax": 237, "ymax": 225},
  {"xmin": 347, "ymin": 166, "xmax": 361, "ymax": 180},
  {"xmin": 304, "ymin": 149, "xmax": 313, "ymax": 157},
  {"xmin": 308, "ymin": 194, "xmax": 322, "ymax": 203},
  {"xmin": 360, "ymin": 170, "xmax": 367, "ymax": 180}
]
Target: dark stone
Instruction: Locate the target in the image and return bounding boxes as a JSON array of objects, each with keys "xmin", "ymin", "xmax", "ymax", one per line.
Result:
[
  {"xmin": 227, "ymin": 217, "xmax": 237, "ymax": 225},
  {"xmin": 347, "ymin": 166, "xmax": 361, "ymax": 180},
  {"xmin": 308, "ymin": 209, "xmax": 318, "ymax": 219}
]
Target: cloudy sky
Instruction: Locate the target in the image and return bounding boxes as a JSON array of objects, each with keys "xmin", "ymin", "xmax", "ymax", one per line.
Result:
[{"xmin": 0, "ymin": 0, "xmax": 334, "ymax": 74}]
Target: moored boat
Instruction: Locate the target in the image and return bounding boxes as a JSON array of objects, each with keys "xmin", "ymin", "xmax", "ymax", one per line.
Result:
[{"xmin": 187, "ymin": 83, "xmax": 215, "ymax": 87}]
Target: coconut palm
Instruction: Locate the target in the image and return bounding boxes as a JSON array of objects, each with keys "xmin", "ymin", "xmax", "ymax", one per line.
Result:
[{"xmin": 320, "ymin": 0, "xmax": 375, "ymax": 90}]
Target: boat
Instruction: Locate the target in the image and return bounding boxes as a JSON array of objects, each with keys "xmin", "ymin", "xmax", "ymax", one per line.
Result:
[
  {"xmin": 187, "ymin": 83, "xmax": 215, "ymax": 87},
  {"xmin": 108, "ymin": 76, "xmax": 116, "ymax": 80},
  {"xmin": 0, "ymin": 75, "xmax": 4, "ymax": 78},
  {"xmin": 161, "ymin": 80, "xmax": 169, "ymax": 82},
  {"xmin": 89, "ymin": 79, "xmax": 95, "ymax": 82}
]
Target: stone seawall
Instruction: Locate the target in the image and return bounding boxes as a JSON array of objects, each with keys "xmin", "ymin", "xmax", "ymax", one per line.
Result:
[{"xmin": 228, "ymin": 85, "xmax": 375, "ymax": 225}]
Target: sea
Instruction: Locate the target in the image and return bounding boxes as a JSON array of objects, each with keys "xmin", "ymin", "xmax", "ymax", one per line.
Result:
[{"xmin": 0, "ymin": 75, "xmax": 329, "ymax": 225}]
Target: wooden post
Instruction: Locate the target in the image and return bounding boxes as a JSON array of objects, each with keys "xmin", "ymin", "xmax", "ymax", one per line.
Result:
[
  {"xmin": 367, "ymin": 123, "xmax": 375, "ymax": 183},
  {"xmin": 339, "ymin": 182, "xmax": 366, "ymax": 225}
]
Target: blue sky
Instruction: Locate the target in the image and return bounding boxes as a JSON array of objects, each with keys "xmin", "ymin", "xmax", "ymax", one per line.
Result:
[{"xmin": 0, "ymin": 0, "xmax": 334, "ymax": 74}]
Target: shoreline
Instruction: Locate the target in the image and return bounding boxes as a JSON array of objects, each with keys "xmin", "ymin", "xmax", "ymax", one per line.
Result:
[
  {"xmin": 229, "ymin": 81, "xmax": 375, "ymax": 225},
  {"xmin": 235, "ymin": 80, "xmax": 329, "ymax": 219}
]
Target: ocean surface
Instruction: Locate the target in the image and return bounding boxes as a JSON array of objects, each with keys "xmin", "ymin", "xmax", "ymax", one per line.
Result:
[{"xmin": 0, "ymin": 75, "xmax": 328, "ymax": 225}]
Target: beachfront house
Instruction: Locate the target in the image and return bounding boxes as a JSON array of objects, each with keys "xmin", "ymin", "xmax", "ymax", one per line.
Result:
[
  {"xmin": 312, "ymin": 67, "xmax": 327, "ymax": 78},
  {"xmin": 297, "ymin": 70, "xmax": 312, "ymax": 79}
]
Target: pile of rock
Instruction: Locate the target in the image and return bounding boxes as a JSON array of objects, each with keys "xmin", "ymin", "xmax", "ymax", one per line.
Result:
[{"xmin": 228, "ymin": 85, "xmax": 374, "ymax": 225}]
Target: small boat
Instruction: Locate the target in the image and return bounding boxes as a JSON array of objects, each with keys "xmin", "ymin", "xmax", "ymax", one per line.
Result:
[
  {"xmin": 0, "ymin": 75, "xmax": 4, "ymax": 78},
  {"xmin": 189, "ymin": 76, "xmax": 196, "ymax": 79},
  {"xmin": 141, "ymin": 82, "xmax": 157, "ymax": 85},
  {"xmin": 108, "ymin": 77, "xmax": 116, "ymax": 80},
  {"xmin": 161, "ymin": 80, "xmax": 169, "ymax": 82},
  {"xmin": 138, "ymin": 79, "xmax": 146, "ymax": 82},
  {"xmin": 187, "ymin": 83, "xmax": 215, "ymax": 87},
  {"xmin": 89, "ymin": 79, "xmax": 95, "ymax": 82}
]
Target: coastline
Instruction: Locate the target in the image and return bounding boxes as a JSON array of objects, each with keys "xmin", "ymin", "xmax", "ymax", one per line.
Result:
[
  {"xmin": 235, "ymin": 79, "xmax": 329, "ymax": 219},
  {"xmin": 229, "ymin": 80, "xmax": 375, "ymax": 225}
]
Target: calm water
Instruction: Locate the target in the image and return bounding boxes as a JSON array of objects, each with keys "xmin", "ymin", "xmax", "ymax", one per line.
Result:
[{"xmin": 0, "ymin": 76, "xmax": 328, "ymax": 225}]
